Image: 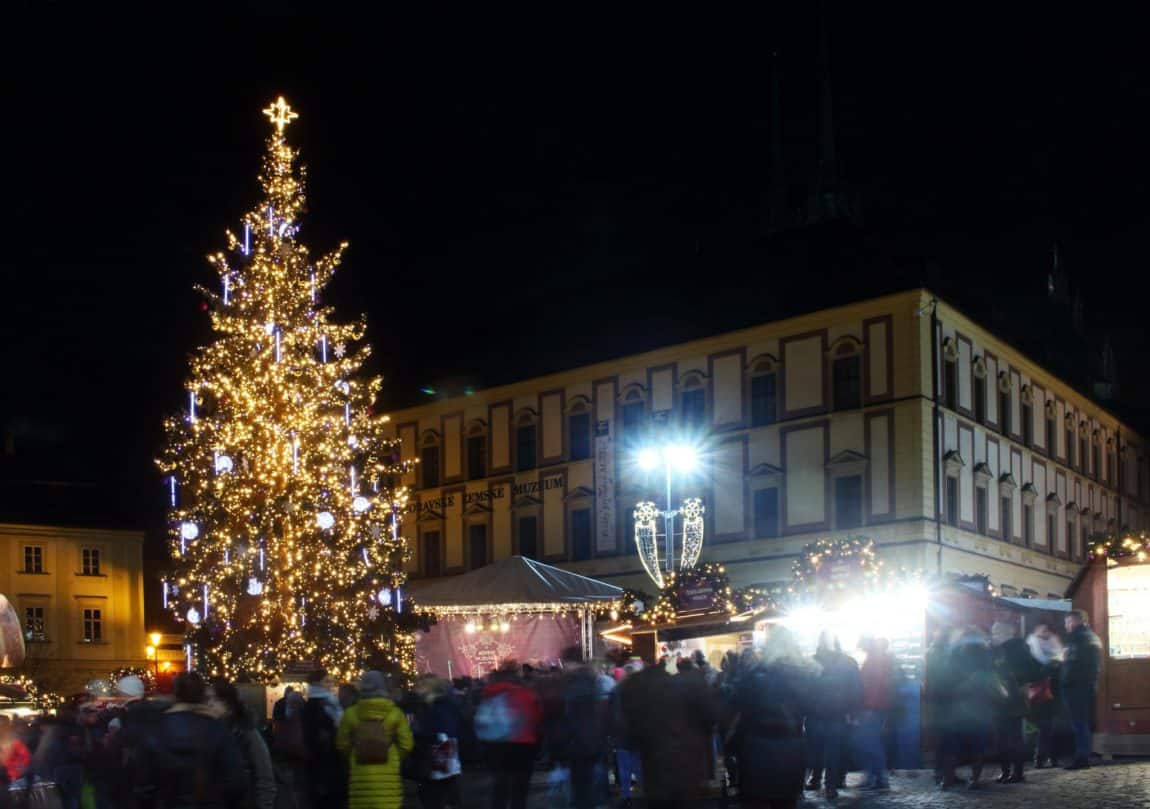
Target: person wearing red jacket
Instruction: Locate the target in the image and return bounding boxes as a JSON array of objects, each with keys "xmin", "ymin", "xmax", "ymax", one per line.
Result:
[
  {"xmin": 857, "ymin": 637, "xmax": 896, "ymax": 790},
  {"xmin": 480, "ymin": 660, "xmax": 543, "ymax": 809}
]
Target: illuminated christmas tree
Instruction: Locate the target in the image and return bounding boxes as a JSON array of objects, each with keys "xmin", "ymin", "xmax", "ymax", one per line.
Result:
[{"xmin": 158, "ymin": 97, "xmax": 414, "ymax": 682}]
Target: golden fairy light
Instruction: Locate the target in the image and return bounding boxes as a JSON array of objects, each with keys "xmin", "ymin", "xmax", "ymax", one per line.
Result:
[{"xmin": 158, "ymin": 97, "xmax": 416, "ymax": 683}]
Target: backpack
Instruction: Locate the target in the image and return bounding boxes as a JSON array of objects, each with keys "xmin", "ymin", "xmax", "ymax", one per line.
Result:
[
  {"xmin": 354, "ymin": 717, "xmax": 393, "ymax": 764},
  {"xmin": 474, "ymin": 693, "xmax": 521, "ymax": 742}
]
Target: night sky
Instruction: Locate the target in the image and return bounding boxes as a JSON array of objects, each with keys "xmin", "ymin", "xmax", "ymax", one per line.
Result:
[{"xmin": 4, "ymin": 6, "xmax": 1150, "ymax": 535}]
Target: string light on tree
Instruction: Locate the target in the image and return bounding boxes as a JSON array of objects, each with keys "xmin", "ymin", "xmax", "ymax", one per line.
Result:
[{"xmin": 158, "ymin": 96, "xmax": 418, "ymax": 683}]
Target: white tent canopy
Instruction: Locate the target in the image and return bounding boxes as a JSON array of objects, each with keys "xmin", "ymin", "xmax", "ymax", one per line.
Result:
[{"xmin": 410, "ymin": 555, "xmax": 623, "ymax": 614}]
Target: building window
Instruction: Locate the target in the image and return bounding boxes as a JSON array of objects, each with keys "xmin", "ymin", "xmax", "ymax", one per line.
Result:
[
  {"xmin": 82, "ymin": 608, "xmax": 102, "ymax": 643},
  {"xmin": 516, "ymin": 422, "xmax": 537, "ymax": 471},
  {"xmin": 466, "ymin": 433, "xmax": 487, "ymax": 481},
  {"xmin": 832, "ymin": 355, "xmax": 862, "ymax": 411},
  {"xmin": 753, "ymin": 488, "xmax": 780, "ymax": 538},
  {"xmin": 680, "ymin": 386, "xmax": 706, "ymax": 429},
  {"xmin": 974, "ymin": 376, "xmax": 987, "ymax": 423},
  {"xmin": 571, "ymin": 509, "xmax": 592, "ymax": 561},
  {"xmin": 945, "ymin": 476, "xmax": 959, "ymax": 527},
  {"xmin": 24, "ymin": 607, "xmax": 46, "ymax": 642},
  {"xmin": 81, "ymin": 548, "xmax": 101, "ymax": 576},
  {"xmin": 943, "ymin": 358, "xmax": 958, "ymax": 410},
  {"xmin": 1080, "ymin": 521, "xmax": 1089, "ymax": 560},
  {"xmin": 976, "ymin": 487, "xmax": 988, "ymax": 535},
  {"xmin": 467, "ymin": 524, "xmax": 487, "ymax": 570},
  {"xmin": 1047, "ymin": 513, "xmax": 1057, "ymax": 550},
  {"xmin": 1047, "ymin": 416, "xmax": 1056, "ymax": 458},
  {"xmin": 1001, "ymin": 496, "xmax": 1013, "ymax": 541},
  {"xmin": 999, "ymin": 389, "xmax": 1012, "ymax": 435},
  {"xmin": 750, "ymin": 372, "xmax": 778, "ymax": 427},
  {"xmin": 1021, "ymin": 403, "xmax": 1033, "ymax": 446},
  {"xmin": 568, "ymin": 412, "xmax": 591, "ymax": 461},
  {"xmin": 1067, "ymin": 519, "xmax": 1075, "ymax": 556},
  {"xmin": 834, "ymin": 475, "xmax": 863, "ymax": 529},
  {"xmin": 23, "ymin": 546, "xmax": 43, "ymax": 574},
  {"xmin": 420, "ymin": 443, "xmax": 440, "ymax": 489},
  {"xmin": 1080, "ymin": 434, "xmax": 1088, "ymax": 472},
  {"xmin": 1092, "ymin": 443, "xmax": 1100, "ymax": 480},
  {"xmin": 621, "ymin": 394, "xmax": 645, "ymax": 438},
  {"xmin": 517, "ymin": 516, "xmax": 538, "ymax": 559},
  {"xmin": 1066, "ymin": 426, "xmax": 1075, "ymax": 467},
  {"xmin": 1023, "ymin": 504, "xmax": 1034, "ymax": 546},
  {"xmin": 421, "ymin": 532, "xmax": 443, "ymax": 577}
]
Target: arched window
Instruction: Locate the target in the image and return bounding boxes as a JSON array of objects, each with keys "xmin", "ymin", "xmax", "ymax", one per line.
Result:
[
  {"xmin": 749, "ymin": 356, "xmax": 779, "ymax": 427},
  {"xmin": 567, "ymin": 400, "xmax": 592, "ymax": 462},
  {"xmin": 619, "ymin": 387, "xmax": 647, "ymax": 443},
  {"xmin": 942, "ymin": 338, "xmax": 959, "ymax": 411},
  {"xmin": 679, "ymin": 373, "xmax": 707, "ymax": 430},
  {"xmin": 515, "ymin": 411, "xmax": 537, "ymax": 472},
  {"xmin": 466, "ymin": 421, "xmax": 487, "ymax": 481},
  {"xmin": 420, "ymin": 431, "xmax": 441, "ymax": 490}
]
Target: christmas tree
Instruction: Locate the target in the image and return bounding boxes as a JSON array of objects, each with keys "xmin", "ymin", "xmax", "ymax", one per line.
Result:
[{"xmin": 158, "ymin": 97, "xmax": 415, "ymax": 682}]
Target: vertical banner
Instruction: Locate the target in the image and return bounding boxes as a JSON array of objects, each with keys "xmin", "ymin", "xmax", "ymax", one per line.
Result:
[{"xmin": 595, "ymin": 420, "xmax": 617, "ymax": 553}]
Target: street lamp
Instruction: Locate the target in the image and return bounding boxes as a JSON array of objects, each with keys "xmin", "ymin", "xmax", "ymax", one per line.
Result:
[
  {"xmin": 147, "ymin": 633, "xmax": 162, "ymax": 677},
  {"xmin": 634, "ymin": 443, "xmax": 703, "ymax": 586}
]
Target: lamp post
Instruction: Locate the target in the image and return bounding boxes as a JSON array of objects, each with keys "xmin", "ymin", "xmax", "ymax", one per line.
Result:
[
  {"xmin": 148, "ymin": 632, "xmax": 162, "ymax": 678},
  {"xmin": 637, "ymin": 443, "xmax": 699, "ymax": 578}
]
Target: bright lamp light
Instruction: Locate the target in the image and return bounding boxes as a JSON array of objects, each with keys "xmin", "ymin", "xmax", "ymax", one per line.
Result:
[
  {"xmin": 665, "ymin": 444, "xmax": 697, "ymax": 472},
  {"xmin": 638, "ymin": 449, "xmax": 660, "ymax": 470}
]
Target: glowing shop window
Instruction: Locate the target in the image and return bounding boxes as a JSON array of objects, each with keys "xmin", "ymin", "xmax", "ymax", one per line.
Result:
[{"xmin": 1108, "ymin": 564, "xmax": 1150, "ymax": 659}]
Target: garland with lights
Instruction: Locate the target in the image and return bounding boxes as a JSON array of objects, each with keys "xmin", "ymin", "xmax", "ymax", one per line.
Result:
[
  {"xmin": 642, "ymin": 563, "xmax": 779, "ymax": 625},
  {"xmin": 1088, "ymin": 531, "xmax": 1150, "ymax": 562},
  {"xmin": 0, "ymin": 674, "xmax": 65, "ymax": 711},
  {"xmin": 594, "ymin": 588, "xmax": 653, "ymax": 622},
  {"xmin": 157, "ymin": 97, "xmax": 418, "ymax": 683},
  {"xmin": 107, "ymin": 666, "xmax": 157, "ymax": 692},
  {"xmin": 791, "ymin": 537, "xmax": 881, "ymax": 590}
]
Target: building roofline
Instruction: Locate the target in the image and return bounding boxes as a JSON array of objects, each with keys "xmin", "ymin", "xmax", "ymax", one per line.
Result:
[
  {"xmin": 386, "ymin": 285, "xmax": 1145, "ymax": 443},
  {"xmin": 0, "ymin": 522, "xmax": 145, "ymax": 540},
  {"xmin": 928, "ymin": 290, "xmax": 1145, "ymax": 443},
  {"xmin": 386, "ymin": 287, "xmax": 925, "ymax": 418}
]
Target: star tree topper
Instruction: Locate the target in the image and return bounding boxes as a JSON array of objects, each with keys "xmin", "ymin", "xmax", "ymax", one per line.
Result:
[{"xmin": 263, "ymin": 96, "xmax": 299, "ymax": 134}]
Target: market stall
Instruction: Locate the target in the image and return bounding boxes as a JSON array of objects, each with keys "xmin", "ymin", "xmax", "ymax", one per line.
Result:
[
  {"xmin": 411, "ymin": 556, "xmax": 623, "ymax": 678},
  {"xmin": 1070, "ymin": 533, "xmax": 1150, "ymax": 755}
]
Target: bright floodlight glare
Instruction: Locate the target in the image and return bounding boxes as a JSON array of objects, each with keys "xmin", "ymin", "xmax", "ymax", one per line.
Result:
[
  {"xmin": 666, "ymin": 444, "xmax": 697, "ymax": 472},
  {"xmin": 638, "ymin": 448, "xmax": 660, "ymax": 470}
]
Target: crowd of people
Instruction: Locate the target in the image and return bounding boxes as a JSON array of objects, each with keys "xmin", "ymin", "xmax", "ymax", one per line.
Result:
[{"xmin": 0, "ymin": 609, "xmax": 1101, "ymax": 809}]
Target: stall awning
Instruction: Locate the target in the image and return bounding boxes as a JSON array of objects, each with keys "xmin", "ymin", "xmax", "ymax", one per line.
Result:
[
  {"xmin": 409, "ymin": 556, "xmax": 623, "ymax": 613},
  {"xmin": 997, "ymin": 597, "xmax": 1072, "ymax": 612}
]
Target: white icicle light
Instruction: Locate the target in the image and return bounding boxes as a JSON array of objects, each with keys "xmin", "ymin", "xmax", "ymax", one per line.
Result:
[{"xmin": 316, "ymin": 511, "xmax": 335, "ymax": 530}]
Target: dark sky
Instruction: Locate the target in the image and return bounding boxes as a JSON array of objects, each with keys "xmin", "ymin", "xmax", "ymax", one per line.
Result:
[{"xmin": 4, "ymin": 6, "xmax": 1150, "ymax": 531}]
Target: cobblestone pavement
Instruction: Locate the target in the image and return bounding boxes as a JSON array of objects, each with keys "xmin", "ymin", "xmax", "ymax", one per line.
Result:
[{"xmin": 449, "ymin": 759, "xmax": 1150, "ymax": 809}]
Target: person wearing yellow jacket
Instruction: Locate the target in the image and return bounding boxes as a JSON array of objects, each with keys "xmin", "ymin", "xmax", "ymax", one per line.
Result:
[{"xmin": 337, "ymin": 670, "xmax": 414, "ymax": 809}]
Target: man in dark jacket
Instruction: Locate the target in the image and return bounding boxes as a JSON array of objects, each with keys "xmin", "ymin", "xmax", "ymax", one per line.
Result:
[
  {"xmin": 143, "ymin": 672, "xmax": 247, "ymax": 809},
  {"xmin": 1061, "ymin": 609, "xmax": 1102, "ymax": 769},
  {"xmin": 301, "ymin": 669, "xmax": 346, "ymax": 806},
  {"xmin": 806, "ymin": 632, "xmax": 862, "ymax": 799}
]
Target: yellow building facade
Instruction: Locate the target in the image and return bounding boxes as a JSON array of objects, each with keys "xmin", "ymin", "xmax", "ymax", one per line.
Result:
[
  {"xmin": 385, "ymin": 289, "xmax": 1149, "ymax": 598},
  {"xmin": 0, "ymin": 522, "xmax": 146, "ymax": 694}
]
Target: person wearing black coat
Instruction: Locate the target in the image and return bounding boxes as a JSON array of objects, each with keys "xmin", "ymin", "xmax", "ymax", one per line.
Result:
[
  {"xmin": 804, "ymin": 632, "xmax": 862, "ymax": 799},
  {"xmin": 1060, "ymin": 609, "xmax": 1102, "ymax": 769},
  {"xmin": 733, "ymin": 627, "xmax": 816, "ymax": 809},
  {"xmin": 991, "ymin": 622, "xmax": 1043, "ymax": 783},
  {"xmin": 142, "ymin": 672, "xmax": 248, "ymax": 809}
]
